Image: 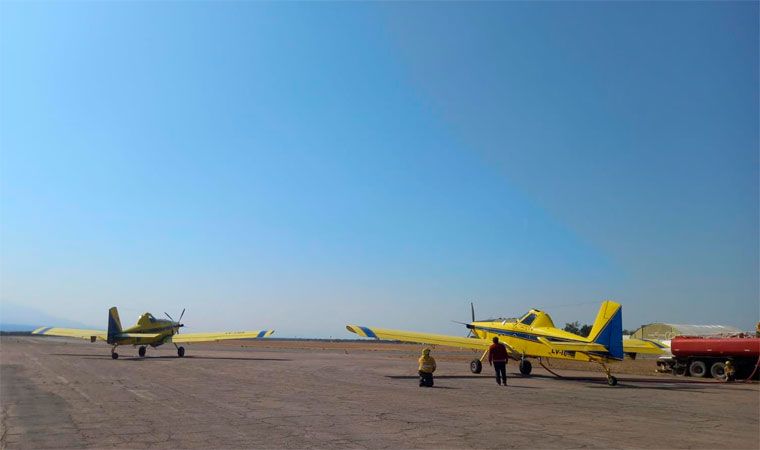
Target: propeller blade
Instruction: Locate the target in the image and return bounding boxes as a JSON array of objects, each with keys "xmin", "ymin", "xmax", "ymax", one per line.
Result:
[
  {"xmin": 164, "ymin": 312, "xmax": 175, "ymax": 322},
  {"xmin": 178, "ymin": 308, "xmax": 185, "ymax": 323},
  {"xmin": 471, "ymin": 302, "xmax": 475, "ymax": 323}
]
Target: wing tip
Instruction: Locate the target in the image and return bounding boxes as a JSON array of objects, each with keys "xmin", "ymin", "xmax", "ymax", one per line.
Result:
[
  {"xmin": 31, "ymin": 327, "xmax": 48, "ymax": 335},
  {"xmin": 346, "ymin": 325, "xmax": 376, "ymax": 338}
]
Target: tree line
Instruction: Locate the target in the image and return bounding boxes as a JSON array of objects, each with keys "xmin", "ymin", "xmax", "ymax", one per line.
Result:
[{"xmin": 563, "ymin": 321, "xmax": 632, "ymax": 337}]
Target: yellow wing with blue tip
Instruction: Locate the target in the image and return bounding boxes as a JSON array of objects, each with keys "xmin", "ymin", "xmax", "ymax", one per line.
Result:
[
  {"xmin": 32, "ymin": 327, "xmax": 107, "ymax": 341},
  {"xmin": 346, "ymin": 325, "xmax": 491, "ymax": 350},
  {"xmin": 169, "ymin": 330, "xmax": 275, "ymax": 344}
]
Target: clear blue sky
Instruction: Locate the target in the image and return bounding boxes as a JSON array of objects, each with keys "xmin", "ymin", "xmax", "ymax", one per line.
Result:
[{"xmin": 1, "ymin": 2, "xmax": 757, "ymax": 337}]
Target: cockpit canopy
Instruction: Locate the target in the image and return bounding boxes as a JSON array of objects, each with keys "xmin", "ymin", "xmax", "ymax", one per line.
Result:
[
  {"xmin": 137, "ymin": 313, "xmax": 158, "ymax": 325},
  {"xmin": 518, "ymin": 309, "xmax": 555, "ymax": 328}
]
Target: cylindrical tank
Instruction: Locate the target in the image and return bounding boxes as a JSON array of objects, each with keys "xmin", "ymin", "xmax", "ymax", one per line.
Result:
[{"xmin": 670, "ymin": 336, "xmax": 760, "ymax": 358}]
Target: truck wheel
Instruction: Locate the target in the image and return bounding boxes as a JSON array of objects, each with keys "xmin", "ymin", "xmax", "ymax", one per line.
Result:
[
  {"xmin": 470, "ymin": 359, "xmax": 482, "ymax": 374},
  {"xmin": 710, "ymin": 362, "xmax": 727, "ymax": 381},
  {"xmin": 689, "ymin": 360, "xmax": 707, "ymax": 378}
]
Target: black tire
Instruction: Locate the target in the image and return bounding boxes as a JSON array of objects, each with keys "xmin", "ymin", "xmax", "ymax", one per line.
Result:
[
  {"xmin": 607, "ymin": 376, "xmax": 618, "ymax": 386},
  {"xmin": 519, "ymin": 360, "xmax": 532, "ymax": 376},
  {"xmin": 689, "ymin": 360, "xmax": 707, "ymax": 378},
  {"xmin": 710, "ymin": 362, "xmax": 727, "ymax": 381},
  {"xmin": 111, "ymin": 352, "xmax": 119, "ymax": 360},
  {"xmin": 470, "ymin": 359, "xmax": 482, "ymax": 374},
  {"xmin": 138, "ymin": 346, "xmax": 146, "ymax": 358},
  {"xmin": 177, "ymin": 346, "xmax": 185, "ymax": 357}
]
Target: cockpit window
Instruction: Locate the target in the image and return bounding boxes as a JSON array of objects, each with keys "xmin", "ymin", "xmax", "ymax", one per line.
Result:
[{"xmin": 520, "ymin": 313, "xmax": 537, "ymax": 325}]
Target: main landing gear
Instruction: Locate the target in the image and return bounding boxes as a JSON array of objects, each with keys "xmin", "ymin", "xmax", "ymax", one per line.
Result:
[
  {"xmin": 138, "ymin": 346, "xmax": 147, "ymax": 358},
  {"xmin": 519, "ymin": 359, "xmax": 532, "ymax": 376},
  {"xmin": 111, "ymin": 345, "xmax": 119, "ymax": 360},
  {"xmin": 470, "ymin": 347, "xmax": 491, "ymax": 374},
  {"xmin": 174, "ymin": 343, "xmax": 185, "ymax": 358}
]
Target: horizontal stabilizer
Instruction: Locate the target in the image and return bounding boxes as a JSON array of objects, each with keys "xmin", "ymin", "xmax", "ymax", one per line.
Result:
[
  {"xmin": 118, "ymin": 332, "xmax": 162, "ymax": 339},
  {"xmin": 537, "ymin": 337, "xmax": 608, "ymax": 353},
  {"xmin": 623, "ymin": 338, "xmax": 667, "ymax": 355}
]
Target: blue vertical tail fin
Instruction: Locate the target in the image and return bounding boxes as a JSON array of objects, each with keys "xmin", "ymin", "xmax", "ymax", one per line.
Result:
[
  {"xmin": 587, "ymin": 301, "xmax": 624, "ymax": 360},
  {"xmin": 107, "ymin": 307, "xmax": 122, "ymax": 343}
]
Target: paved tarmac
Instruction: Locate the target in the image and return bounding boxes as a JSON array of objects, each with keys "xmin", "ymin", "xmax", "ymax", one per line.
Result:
[{"xmin": 1, "ymin": 336, "xmax": 757, "ymax": 449}]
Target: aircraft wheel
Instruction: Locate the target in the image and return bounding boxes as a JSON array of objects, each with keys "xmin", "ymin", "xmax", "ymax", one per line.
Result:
[
  {"xmin": 519, "ymin": 360, "xmax": 532, "ymax": 376},
  {"xmin": 177, "ymin": 346, "xmax": 185, "ymax": 358},
  {"xmin": 689, "ymin": 360, "xmax": 707, "ymax": 378},
  {"xmin": 710, "ymin": 362, "xmax": 727, "ymax": 381},
  {"xmin": 607, "ymin": 376, "xmax": 617, "ymax": 386},
  {"xmin": 111, "ymin": 352, "xmax": 119, "ymax": 360},
  {"xmin": 470, "ymin": 359, "xmax": 482, "ymax": 374},
  {"xmin": 138, "ymin": 346, "xmax": 146, "ymax": 358}
]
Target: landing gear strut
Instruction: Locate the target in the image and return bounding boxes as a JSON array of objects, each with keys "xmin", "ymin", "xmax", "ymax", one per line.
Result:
[{"xmin": 138, "ymin": 346, "xmax": 146, "ymax": 358}]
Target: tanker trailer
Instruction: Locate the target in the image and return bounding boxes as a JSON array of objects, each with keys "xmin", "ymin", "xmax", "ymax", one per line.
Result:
[{"xmin": 657, "ymin": 335, "xmax": 760, "ymax": 380}]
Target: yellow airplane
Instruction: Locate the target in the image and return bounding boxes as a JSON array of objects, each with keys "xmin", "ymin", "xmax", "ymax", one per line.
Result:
[
  {"xmin": 347, "ymin": 300, "xmax": 666, "ymax": 385},
  {"xmin": 32, "ymin": 307, "xmax": 274, "ymax": 359}
]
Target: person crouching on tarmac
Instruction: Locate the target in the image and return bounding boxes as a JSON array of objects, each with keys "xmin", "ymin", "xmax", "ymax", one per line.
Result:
[
  {"xmin": 418, "ymin": 348, "xmax": 436, "ymax": 387},
  {"xmin": 488, "ymin": 337, "xmax": 509, "ymax": 386}
]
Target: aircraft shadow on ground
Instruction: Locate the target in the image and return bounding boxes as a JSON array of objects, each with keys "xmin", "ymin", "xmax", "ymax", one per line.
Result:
[
  {"xmin": 50, "ymin": 353, "xmax": 291, "ymax": 362},
  {"xmin": 387, "ymin": 373, "xmax": 751, "ymax": 391}
]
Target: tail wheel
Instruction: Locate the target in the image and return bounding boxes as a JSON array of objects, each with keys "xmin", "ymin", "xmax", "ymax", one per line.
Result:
[
  {"xmin": 111, "ymin": 352, "xmax": 119, "ymax": 360},
  {"xmin": 689, "ymin": 360, "xmax": 707, "ymax": 378},
  {"xmin": 710, "ymin": 362, "xmax": 727, "ymax": 381},
  {"xmin": 470, "ymin": 359, "xmax": 482, "ymax": 374},
  {"xmin": 138, "ymin": 346, "xmax": 146, "ymax": 358},
  {"xmin": 177, "ymin": 346, "xmax": 185, "ymax": 358},
  {"xmin": 607, "ymin": 375, "xmax": 618, "ymax": 386},
  {"xmin": 519, "ymin": 360, "xmax": 532, "ymax": 376}
]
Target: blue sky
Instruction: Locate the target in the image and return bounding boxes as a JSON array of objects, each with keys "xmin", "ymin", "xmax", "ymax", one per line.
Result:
[{"xmin": 0, "ymin": 2, "xmax": 757, "ymax": 337}]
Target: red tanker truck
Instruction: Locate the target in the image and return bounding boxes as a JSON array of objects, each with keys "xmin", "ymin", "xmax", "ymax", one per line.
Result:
[{"xmin": 657, "ymin": 335, "xmax": 760, "ymax": 380}]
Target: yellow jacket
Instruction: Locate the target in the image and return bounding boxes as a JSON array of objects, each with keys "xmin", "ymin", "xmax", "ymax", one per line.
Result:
[{"xmin": 418, "ymin": 349, "xmax": 436, "ymax": 373}]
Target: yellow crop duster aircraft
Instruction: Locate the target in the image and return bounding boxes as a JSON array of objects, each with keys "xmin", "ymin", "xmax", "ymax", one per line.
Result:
[
  {"xmin": 347, "ymin": 300, "xmax": 665, "ymax": 385},
  {"xmin": 33, "ymin": 307, "xmax": 274, "ymax": 359}
]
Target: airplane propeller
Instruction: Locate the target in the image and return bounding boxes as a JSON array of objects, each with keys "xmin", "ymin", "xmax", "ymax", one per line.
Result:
[
  {"xmin": 164, "ymin": 309, "xmax": 186, "ymax": 334},
  {"xmin": 452, "ymin": 302, "xmax": 478, "ymax": 338}
]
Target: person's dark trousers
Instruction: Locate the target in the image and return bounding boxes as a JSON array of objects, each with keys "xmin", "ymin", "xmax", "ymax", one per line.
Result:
[
  {"xmin": 419, "ymin": 371, "xmax": 434, "ymax": 387},
  {"xmin": 493, "ymin": 362, "xmax": 507, "ymax": 385}
]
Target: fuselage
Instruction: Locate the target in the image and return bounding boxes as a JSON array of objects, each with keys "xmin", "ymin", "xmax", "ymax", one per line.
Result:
[
  {"xmin": 467, "ymin": 310, "xmax": 600, "ymax": 362},
  {"xmin": 113, "ymin": 313, "xmax": 181, "ymax": 347}
]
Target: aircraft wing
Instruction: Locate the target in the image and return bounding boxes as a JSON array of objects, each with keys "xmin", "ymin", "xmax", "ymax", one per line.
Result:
[
  {"xmin": 623, "ymin": 338, "xmax": 667, "ymax": 355},
  {"xmin": 346, "ymin": 325, "xmax": 491, "ymax": 350},
  {"xmin": 32, "ymin": 327, "xmax": 107, "ymax": 341},
  {"xmin": 169, "ymin": 330, "xmax": 275, "ymax": 344}
]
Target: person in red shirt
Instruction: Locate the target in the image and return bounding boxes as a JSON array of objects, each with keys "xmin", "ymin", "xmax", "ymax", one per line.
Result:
[{"xmin": 488, "ymin": 336, "xmax": 509, "ymax": 386}]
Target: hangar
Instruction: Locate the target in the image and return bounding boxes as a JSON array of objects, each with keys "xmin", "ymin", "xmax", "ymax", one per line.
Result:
[{"xmin": 631, "ymin": 323, "xmax": 743, "ymax": 340}]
